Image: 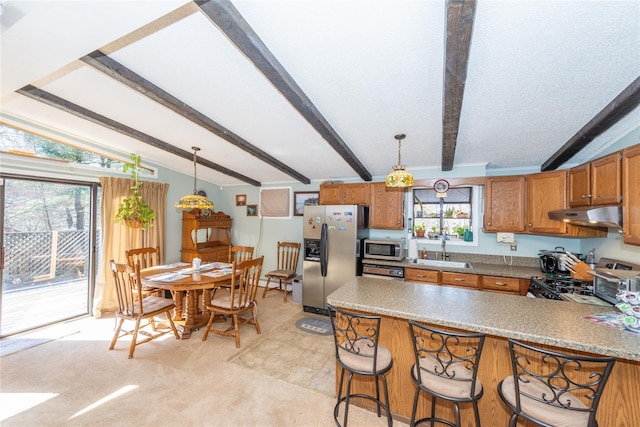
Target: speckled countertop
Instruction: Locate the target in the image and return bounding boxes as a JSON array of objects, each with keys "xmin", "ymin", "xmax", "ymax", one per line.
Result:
[{"xmin": 327, "ymin": 277, "xmax": 640, "ymax": 362}]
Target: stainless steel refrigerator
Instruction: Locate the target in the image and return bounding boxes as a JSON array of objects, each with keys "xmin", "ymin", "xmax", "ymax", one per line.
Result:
[{"xmin": 302, "ymin": 205, "xmax": 369, "ymax": 315}]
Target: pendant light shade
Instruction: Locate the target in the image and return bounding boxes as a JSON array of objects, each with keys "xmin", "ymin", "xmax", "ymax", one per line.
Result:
[
  {"xmin": 175, "ymin": 147, "xmax": 215, "ymax": 210},
  {"xmin": 385, "ymin": 134, "xmax": 414, "ymax": 188}
]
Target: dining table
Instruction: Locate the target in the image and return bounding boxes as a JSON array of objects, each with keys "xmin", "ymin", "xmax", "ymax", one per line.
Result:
[{"xmin": 139, "ymin": 262, "xmax": 235, "ymax": 339}]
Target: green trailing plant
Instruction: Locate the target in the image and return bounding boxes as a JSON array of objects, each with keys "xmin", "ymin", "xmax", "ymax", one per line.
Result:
[
  {"xmin": 115, "ymin": 153, "xmax": 155, "ymax": 231},
  {"xmin": 414, "ymin": 223, "xmax": 426, "ymax": 231}
]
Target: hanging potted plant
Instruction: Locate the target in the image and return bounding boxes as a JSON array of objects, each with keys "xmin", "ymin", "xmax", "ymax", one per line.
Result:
[{"xmin": 115, "ymin": 153, "xmax": 155, "ymax": 230}]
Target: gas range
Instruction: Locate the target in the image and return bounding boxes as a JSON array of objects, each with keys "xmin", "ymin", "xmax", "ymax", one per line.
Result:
[{"xmin": 529, "ymin": 275, "xmax": 595, "ymax": 300}]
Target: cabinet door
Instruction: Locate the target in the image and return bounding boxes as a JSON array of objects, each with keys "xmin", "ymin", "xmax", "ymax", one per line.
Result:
[
  {"xmin": 441, "ymin": 272, "xmax": 479, "ymax": 289},
  {"xmin": 369, "ymin": 182, "xmax": 404, "ymax": 229},
  {"xmin": 568, "ymin": 164, "xmax": 590, "ymax": 207},
  {"xmin": 481, "ymin": 275, "xmax": 523, "ymax": 294},
  {"xmin": 344, "ymin": 183, "xmax": 370, "ymax": 205},
  {"xmin": 527, "ymin": 170, "xmax": 567, "ymax": 234},
  {"xmin": 404, "ymin": 268, "xmax": 439, "ymax": 284},
  {"xmin": 591, "ymin": 152, "xmax": 622, "ymax": 206},
  {"xmin": 319, "ymin": 184, "xmax": 344, "ymax": 205},
  {"xmin": 623, "ymin": 144, "xmax": 640, "ymax": 245},
  {"xmin": 483, "ymin": 176, "xmax": 527, "ymax": 232}
]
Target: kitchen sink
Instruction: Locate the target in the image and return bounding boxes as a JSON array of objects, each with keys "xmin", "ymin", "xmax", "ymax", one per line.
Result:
[{"xmin": 412, "ymin": 259, "xmax": 473, "ymax": 269}]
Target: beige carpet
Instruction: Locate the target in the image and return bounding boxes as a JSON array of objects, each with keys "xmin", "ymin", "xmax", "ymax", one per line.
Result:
[
  {"xmin": 230, "ymin": 312, "xmax": 335, "ymax": 397},
  {"xmin": 0, "ymin": 293, "xmax": 406, "ymax": 427}
]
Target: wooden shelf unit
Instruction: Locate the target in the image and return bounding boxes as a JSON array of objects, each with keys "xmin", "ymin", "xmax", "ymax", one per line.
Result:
[{"xmin": 180, "ymin": 209, "xmax": 232, "ymax": 263}]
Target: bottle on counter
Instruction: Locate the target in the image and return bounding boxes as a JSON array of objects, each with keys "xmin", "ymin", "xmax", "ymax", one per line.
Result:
[{"xmin": 421, "ymin": 248, "xmax": 427, "ymax": 259}]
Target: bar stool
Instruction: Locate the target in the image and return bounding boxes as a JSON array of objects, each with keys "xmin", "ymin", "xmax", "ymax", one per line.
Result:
[
  {"xmin": 498, "ymin": 339, "xmax": 616, "ymax": 427},
  {"xmin": 327, "ymin": 304, "xmax": 393, "ymax": 427},
  {"xmin": 407, "ymin": 320, "xmax": 485, "ymax": 427}
]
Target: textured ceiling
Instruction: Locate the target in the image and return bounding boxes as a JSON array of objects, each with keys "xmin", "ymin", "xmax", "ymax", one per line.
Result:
[{"xmin": 1, "ymin": 0, "xmax": 639, "ymax": 187}]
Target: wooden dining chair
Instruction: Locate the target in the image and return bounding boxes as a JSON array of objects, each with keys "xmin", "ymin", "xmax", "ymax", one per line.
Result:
[
  {"xmin": 262, "ymin": 241, "xmax": 301, "ymax": 302},
  {"xmin": 109, "ymin": 260, "xmax": 179, "ymax": 358},
  {"xmin": 214, "ymin": 245, "xmax": 256, "ymax": 297},
  {"xmin": 202, "ymin": 256, "xmax": 264, "ymax": 348},
  {"xmin": 229, "ymin": 245, "xmax": 255, "ymax": 264},
  {"xmin": 125, "ymin": 246, "xmax": 161, "ymax": 269}
]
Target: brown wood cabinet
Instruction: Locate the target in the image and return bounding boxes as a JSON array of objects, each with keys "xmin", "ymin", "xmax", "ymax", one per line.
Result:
[
  {"xmin": 319, "ymin": 182, "xmax": 370, "ymax": 205},
  {"xmin": 404, "ymin": 268, "xmax": 439, "ymax": 284},
  {"xmin": 369, "ymin": 182, "xmax": 404, "ymax": 229},
  {"xmin": 484, "ymin": 173, "xmax": 606, "ymax": 237},
  {"xmin": 405, "ymin": 268, "xmax": 527, "ymax": 296},
  {"xmin": 180, "ymin": 209, "xmax": 232, "ymax": 263},
  {"xmin": 569, "ymin": 152, "xmax": 622, "ymax": 207},
  {"xmin": 623, "ymin": 144, "xmax": 640, "ymax": 245},
  {"xmin": 441, "ymin": 271, "xmax": 479, "ymax": 289},
  {"xmin": 483, "ymin": 175, "xmax": 527, "ymax": 232},
  {"xmin": 527, "ymin": 170, "xmax": 568, "ymax": 234},
  {"xmin": 481, "ymin": 275, "xmax": 525, "ymax": 294}
]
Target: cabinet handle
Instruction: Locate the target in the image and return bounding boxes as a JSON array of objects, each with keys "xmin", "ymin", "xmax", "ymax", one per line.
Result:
[
  {"xmin": 582, "ymin": 194, "xmax": 587, "ymax": 199},
  {"xmin": 417, "ymin": 274, "xmax": 426, "ymax": 278},
  {"xmin": 587, "ymin": 194, "xmax": 593, "ymax": 198},
  {"xmin": 494, "ymin": 282, "xmax": 507, "ymax": 287},
  {"xmin": 454, "ymin": 278, "xmax": 465, "ymax": 282}
]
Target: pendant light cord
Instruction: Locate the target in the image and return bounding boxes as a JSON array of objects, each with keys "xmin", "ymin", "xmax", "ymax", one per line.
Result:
[{"xmin": 191, "ymin": 146, "xmax": 199, "ymax": 195}]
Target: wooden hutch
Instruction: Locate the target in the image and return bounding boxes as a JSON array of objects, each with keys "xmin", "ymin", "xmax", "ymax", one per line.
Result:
[{"xmin": 181, "ymin": 208, "xmax": 232, "ymax": 263}]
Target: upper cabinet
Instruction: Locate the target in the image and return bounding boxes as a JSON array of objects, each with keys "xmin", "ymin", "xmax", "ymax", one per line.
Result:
[
  {"xmin": 527, "ymin": 170, "xmax": 567, "ymax": 234},
  {"xmin": 623, "ymin": 145, "xmax": 640, "ymax": 245},
  {"xmin": 369, "ymin": 182, "xmax": 404, "ymax": 229},
  {"xmin": 484, "ymin": 172, "xmax": 607, "ymax": 237},
  {"xmin": 483, "ymin": 176, "xmax": 527, "ymax": 232},
  {"xmin": 319, "ymin": 183, "xmax": 370, "ymax": 205},
  {"xmin": 568, "ymin": 152, "xmax": 622, "ymax": 207}
]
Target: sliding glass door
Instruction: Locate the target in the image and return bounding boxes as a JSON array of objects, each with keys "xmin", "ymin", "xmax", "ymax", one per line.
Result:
[{"xmin": 0, "ymin": 176, "xmax": 99, "ymax": 337}]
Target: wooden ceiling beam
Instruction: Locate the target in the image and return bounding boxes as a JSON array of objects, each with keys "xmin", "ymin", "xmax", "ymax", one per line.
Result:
[
  {"xmin": 442, "ymin": 0, "xmax": 477, "ymax": 171},
  {"xmin": 541, "ymin": 76, "xmax": 640, "ymax": 171},
  {"xmin": 81, "ymin": 50, "xmax": 310, "ymax": 185},
  {"xmin": 16, "ymin": 85, "xmax": 262, "ymax": 186},
  {"xmin": 196, "ymin": 0, "xmax": 373, "ymax": 182}
]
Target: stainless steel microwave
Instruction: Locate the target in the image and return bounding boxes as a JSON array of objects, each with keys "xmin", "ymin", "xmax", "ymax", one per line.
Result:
[
  {"xmin": 363, "ymin": 239, "xmax": 404, "ymax": 261},
  {"xmin": 590, "ymin": 269, "xmax": 640, "ymax": 305}
]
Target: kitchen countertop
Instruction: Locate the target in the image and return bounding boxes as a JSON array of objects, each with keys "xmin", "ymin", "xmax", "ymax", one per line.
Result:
[
  {"xmin": 363, "ymin": 257, "xmax": 542, "ymax": 279},
  {"xmin": 327, "ymin": 277, "xmax": 640, "ymax": 361}
]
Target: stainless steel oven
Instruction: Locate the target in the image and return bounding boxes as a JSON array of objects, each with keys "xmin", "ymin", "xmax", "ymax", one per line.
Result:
[{"xmin": 362, "ymin": 264, "xmax": 404, "ymax": 281}]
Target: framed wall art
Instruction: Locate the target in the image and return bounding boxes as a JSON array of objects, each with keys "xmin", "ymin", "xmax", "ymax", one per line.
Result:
[
  {"xmin": 294, "ymin": 191, "xmax": 319, "ymax": 216},
  {"xmin": 236, "ymin": 194, "xmax": 247, "ymax": 206},
  {"xmin": 246, "ymin": 204, "xmax": 258, "ymax": 216}
]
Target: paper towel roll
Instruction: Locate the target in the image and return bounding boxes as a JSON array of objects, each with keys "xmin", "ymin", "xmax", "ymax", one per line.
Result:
[{"xmin": 408, "ymin": 238, "xmax": 418, "ymax": 259}]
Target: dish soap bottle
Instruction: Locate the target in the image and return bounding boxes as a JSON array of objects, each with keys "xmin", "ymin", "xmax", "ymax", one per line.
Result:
[{"xmin": 586, "ymin": 248, "xmax": 596, "ymax": 269}]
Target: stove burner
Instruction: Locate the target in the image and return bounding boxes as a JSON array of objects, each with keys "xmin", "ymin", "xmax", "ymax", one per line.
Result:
[{"xmin": 529, "ymin": 276, "xmax": 594, "ymax": 300}]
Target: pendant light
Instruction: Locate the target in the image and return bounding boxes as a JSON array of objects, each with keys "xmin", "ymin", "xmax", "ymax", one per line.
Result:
[
  {"xmin": 385, "ymin": 133, "xmax": 414, "ymax": 187},
  {"xmin": 174, "ymin": 147, "xmax": 215, "ymax": 210}
]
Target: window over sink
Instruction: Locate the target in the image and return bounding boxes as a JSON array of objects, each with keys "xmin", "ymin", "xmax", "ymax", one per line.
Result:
[{"xmin": 413, "ymin": 186, "xmax": 478, "ymax": 244}]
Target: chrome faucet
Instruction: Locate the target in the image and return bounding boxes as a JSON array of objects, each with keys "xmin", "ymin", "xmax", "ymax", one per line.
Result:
[{"xmin": 441, "ymin": 235, "xmax": 449, "ymax": 261}]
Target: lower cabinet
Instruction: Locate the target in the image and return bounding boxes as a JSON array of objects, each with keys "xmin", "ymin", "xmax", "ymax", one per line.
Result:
[
  {"xmin": 441, "ymin": 272, "xmax": 480, "ymax": 289},
  {"xmin": 405, "ymin": 268, "xmax": 526, "ymax": 295},
  {"xmin": 481, "ymin": 275, "xmax": 526, "ymax": 294},
  {"xmin": 404, "ymin": 268, "xmax": 439, "ymax": 284}
]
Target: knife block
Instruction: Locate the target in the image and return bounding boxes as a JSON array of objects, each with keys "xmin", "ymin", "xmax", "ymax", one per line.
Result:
[{"xmin": 570, "ymin": 261, "xmax": 593, "ymax": 281}]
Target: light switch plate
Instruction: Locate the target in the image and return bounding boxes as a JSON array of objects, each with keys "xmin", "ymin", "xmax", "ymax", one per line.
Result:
[{"xmin": 497, "ymin": 232, "xmax": 515, "ymax": 243}]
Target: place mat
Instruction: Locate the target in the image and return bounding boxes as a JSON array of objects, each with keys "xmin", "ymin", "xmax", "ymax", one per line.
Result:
[{"xmin": 229, "ymin": 312, "xmax": 335, "ymax": 397}]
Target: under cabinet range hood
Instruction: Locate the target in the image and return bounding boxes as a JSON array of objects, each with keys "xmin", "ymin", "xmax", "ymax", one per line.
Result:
[{"xmin": 548, "ymin": 205, "xmax": 623, "ymax": 229}]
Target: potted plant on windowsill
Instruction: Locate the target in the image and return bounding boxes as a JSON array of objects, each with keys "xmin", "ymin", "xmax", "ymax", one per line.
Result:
[
  {"xmin": 414, "ymin": 223, "xmax": 426, "ymax": 238},
  {"xmin": 115, "ymin": 153, "xmax": 155, "ymax": 231}
]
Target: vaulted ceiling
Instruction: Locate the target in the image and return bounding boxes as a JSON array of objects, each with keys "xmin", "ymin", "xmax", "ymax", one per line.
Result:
[{"xmin": 1, "ymin": 0, "xmax": 639, "ymax": 187}]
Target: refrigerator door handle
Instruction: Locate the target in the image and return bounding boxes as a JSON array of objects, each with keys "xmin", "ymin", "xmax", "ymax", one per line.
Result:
[{"xmin": 320, "ymin": 223, "xmax": 328, "ymax": 277}]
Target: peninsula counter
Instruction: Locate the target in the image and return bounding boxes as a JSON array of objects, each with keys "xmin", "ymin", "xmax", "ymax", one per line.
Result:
[{"xmin": 327, "ymin": 277, "xmax": 640, "ymax": 426}]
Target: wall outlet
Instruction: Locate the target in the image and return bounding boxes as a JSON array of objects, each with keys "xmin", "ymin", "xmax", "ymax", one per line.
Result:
[
  {"xmin": 510, "ymin": 241, "xmax": 517, "ymax": 251},
  {"xmin": 496, "ymin": 232, "xmax": 515, "ymax": 243}
]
